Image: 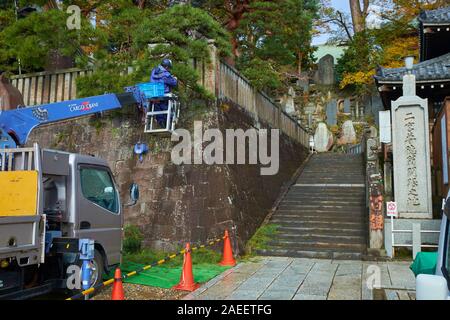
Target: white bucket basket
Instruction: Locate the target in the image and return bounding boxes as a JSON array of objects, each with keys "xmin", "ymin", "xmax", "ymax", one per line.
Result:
[{"xmin": 144, "ymin": 94, "xmax": 180, "ymax": 134}]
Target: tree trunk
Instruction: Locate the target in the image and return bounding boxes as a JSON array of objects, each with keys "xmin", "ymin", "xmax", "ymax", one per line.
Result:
[
  {"xmin": 224, "ymin": 0, "xmax": 251, "ymax": 59},
  {"xmin": 349, "ymin": 0, "xmax": 369, "ymax": 33}
]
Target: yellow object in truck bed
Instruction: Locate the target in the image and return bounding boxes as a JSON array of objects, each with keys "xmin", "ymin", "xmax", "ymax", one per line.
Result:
[{"xmin": 0, "ymin": 171, "xmax": 38, "ymax": 216}]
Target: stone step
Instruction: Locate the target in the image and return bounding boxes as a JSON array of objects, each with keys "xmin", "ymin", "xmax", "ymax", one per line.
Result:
[
  {"xmin": 299, "ymin": 173, "xmax": 364, "ymax": 177},
  {"xmin": 285, "ymin": 192, "xmax": 365, "ymax": 197},
  {"xmin": 278, "ymin": 208, "xmax": 365, "ymax": 213},
  {"xmin": 282, "ymin": 200, "xmax": 365, "ymax": 206},
  {"xmin": 267, "ymin": 240, "xmax": 366, "ymax": 252},
  {"xmin": 280, "ymin": 195, "xmax": 365, "ymax": 200},
  {"xmin": 281, "ymin": 200, "xmax": 365, "ymax": 205},
  {"xmin": 306, "ymin": 163, "xmax": 363, "ymax": 166},
  {"xmin": 297, "ymin": 181, "xmax": 365, "ymax": 185},
  {"xmin": 256, "ymin": 248, "xmax": 363, "ymax": 260},
  {"xmin": 289, "ymin": 188, "xmax": 366, "ymax": 193},
  {"xmin": 263, "ymin": 153, "xmax": 368, "ymax": 260},
  {"xmin": 278, "ymin": 226, "xmax": 365, "ymax": 236},
  {"xmin": 276, "ymin": 233, "xmax": 366, "ymax": 244},
  {"xmin": 271, "ymin": 219, "xmax": 365, "ymax": 229},
  {"xmin": 273, "ymin": 211, "xmax": 365, "ymax": 223},
  {"xmin": 274, "ymin": 210, "xmax": 365, "ymax": 217},
  {"xmin": 278, "ymin": 204, "xmax": 366, "ymax": 211}
]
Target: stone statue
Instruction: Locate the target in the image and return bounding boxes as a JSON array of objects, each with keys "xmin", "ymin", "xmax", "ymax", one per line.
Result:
[{"xmin": 0, "ymin": 74, "xmax": 24, "ymax": 111}]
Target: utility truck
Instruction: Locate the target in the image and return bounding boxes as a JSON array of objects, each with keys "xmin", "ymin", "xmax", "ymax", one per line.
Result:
[
  {"xmin": 0, "ymin": 144, "xmax": 129, "ymax": 299},
  {"xmin": 0, "ymin": 81, "xmax": 174, "ymax": 299}
]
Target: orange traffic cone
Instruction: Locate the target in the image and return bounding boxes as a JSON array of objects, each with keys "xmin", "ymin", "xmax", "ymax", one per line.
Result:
[
  {"xmin": 173, "ymin": 243, "xmax": 200, "ymax": 292},
  {"xmin": 219, "ymin": 230, "xmax": 236, "ymax": 267},
  {"xmin": 111, "ymin": 268, "xmax": 125, "ymax": 300}
]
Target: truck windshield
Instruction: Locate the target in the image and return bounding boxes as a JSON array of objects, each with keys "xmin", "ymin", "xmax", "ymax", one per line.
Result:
[{"xmin": 80, "ymin": 167, "xmax": 119, "ymax": 214}]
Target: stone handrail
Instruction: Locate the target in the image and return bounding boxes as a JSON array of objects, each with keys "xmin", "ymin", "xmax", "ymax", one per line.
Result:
[{"xmin": 217, "ymin": 61, "xmax": 309, "ymax": 147}]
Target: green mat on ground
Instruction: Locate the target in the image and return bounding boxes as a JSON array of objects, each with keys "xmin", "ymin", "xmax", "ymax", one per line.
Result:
[
  {"xmin": 105, "ymin": 261, "xmax": 230, "ymax": 289},
  {"xmin": 410, "ymin": 252, "xmax": 438, "ymax": 277}
]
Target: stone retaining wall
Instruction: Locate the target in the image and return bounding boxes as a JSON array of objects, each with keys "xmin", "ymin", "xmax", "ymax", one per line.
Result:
[{"xmin": 28, "ymin": 102, "xmax": 307, "ymax": 252}]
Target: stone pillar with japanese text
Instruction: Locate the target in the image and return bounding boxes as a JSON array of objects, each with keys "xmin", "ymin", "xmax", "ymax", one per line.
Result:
[{"xmin": 391, "ymin": 73, "xmax": 433, "ymax": 219}]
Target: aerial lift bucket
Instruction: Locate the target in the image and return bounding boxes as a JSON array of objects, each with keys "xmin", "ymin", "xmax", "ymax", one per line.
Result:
[{"xmin": 144, "ymin": 95, "xmax": 180, "ymax": 135}]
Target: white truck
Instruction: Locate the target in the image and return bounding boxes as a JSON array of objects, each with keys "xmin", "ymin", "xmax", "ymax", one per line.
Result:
[{"xmin": 0, "ymin": 144, "xmax": 138, "ymax": 300}]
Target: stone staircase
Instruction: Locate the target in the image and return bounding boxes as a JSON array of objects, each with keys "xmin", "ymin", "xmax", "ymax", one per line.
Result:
[{"xmin": 258, "ymin": 153, "xmax": 368, "ymax": 260}]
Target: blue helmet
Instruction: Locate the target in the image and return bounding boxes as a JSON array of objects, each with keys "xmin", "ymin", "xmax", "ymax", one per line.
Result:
[{"xmin": 161, "ymin": 58, "xmax": 173, "ymax": 69}]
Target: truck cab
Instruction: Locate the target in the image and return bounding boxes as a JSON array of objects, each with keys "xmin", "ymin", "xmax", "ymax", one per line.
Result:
[
  {"xmin": 416, "ymin": 192, "xmax": 450, "ymax": 300},
  {"xmin": 0, "ymin": 144, "xmax": 124, "ymax": 299}
]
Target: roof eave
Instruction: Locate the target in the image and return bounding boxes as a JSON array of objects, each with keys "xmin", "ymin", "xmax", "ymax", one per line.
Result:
[
  {"xmin": 375, "ymin": 79, "xmax": 450, "ymax": 85},
  {"xmin": 422, "ymin": 22, "xmax": 450, "ymax": 27}
]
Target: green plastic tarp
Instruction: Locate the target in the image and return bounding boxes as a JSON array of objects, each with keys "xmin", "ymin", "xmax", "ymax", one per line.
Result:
[
  {"xmin": 105, "ymin": 262, "xmax": 230, "ymax": 289},
  {"xmin": 410, "ymin": 252, "xmax": 438, "ymax": 277}
]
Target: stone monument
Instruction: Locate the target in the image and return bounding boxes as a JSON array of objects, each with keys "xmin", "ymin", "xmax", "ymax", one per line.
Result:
[
  {"xmin": 281, "ymin": 86, "xmax": 296, "ymax": 115},
  {"xmin": 343, "ymin": 98, "xmax": 351, "ymax": 114},
  {"xmin": 314, "ymin": 122, "xmax": 334, "ymax": 152},
  {"xmin": 391, "ymin": 57, "xmax": 432, "ymax": 219},
  {"xmin": 317, "ymin": 54, "xmax": 335, "ymax": 85},
  {"xmin": 337, "ymin": 120, "xmax": 357, "ymax": 145},
  {"xmin": 0, "ymin": 74, "xmax": 24, "ymax": 111},
  {"xmin": 326, "ymin": 100, "xmax": 337, "ymax": 126}
]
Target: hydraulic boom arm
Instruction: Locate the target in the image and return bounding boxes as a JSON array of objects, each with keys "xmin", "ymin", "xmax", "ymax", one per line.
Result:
[{"xmin": 0, "ymin": 93, "xmax": 126, "ymax": 149}]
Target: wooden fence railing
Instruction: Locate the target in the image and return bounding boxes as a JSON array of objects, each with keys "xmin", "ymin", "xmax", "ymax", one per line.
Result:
[{"xmin": 10, "ymin": 68, "xmax": 92, "ymax": 106}]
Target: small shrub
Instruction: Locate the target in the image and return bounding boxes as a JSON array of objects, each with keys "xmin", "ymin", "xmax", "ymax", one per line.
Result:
[
  {"xmin": 123, "ymin": 224, "xmax": 144, "ymax": 254},
  {"xmin": 124, "ymin": 246, "xmax": 222, "ymax": 267},
  {"xmin": 245, "ymin": 224, "xmax": 280, "ymax": 256}
]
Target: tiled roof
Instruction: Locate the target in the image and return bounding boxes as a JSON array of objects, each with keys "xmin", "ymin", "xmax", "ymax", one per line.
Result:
[
  {"xmin": 374, "ymin": 52, "xmax": 450, "ymax": 84},
  {"xmin": 419, "ymin": 6, "xmax": 450, "ymax": 25}
]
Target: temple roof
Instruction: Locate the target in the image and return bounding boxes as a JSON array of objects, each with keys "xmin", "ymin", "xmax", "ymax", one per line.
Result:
[
  {"xmin": 375, "ymin": 52, "xmax": 450, "ymax": 84},
  {"xmin": 419, "ymin": 6, "xmax": 450, "ymax": 26}
]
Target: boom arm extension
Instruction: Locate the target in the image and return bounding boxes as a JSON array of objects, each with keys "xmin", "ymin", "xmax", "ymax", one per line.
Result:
[{"xmin": 0, "ymin": 93, "xmax": 132, "ymax": 149}]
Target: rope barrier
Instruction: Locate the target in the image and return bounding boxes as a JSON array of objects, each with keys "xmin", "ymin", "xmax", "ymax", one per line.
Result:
[{"xmin": 66, "ymin": 236, "xmax": 225, "ymax": 300}]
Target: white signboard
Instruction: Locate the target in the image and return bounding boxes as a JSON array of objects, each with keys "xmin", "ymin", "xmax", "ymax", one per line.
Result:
[
  {"xmin": 379, "ymin": 110, "xmax": 392, "ymax": 144},
  {"xmin": 387, "ymin": 202, "xmax": 398, "ymax": 218}
]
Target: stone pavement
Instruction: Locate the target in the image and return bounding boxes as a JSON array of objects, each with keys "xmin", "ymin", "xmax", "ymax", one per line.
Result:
[{"xmin": 184, "ymin": 257, "xmax": 416, "ymax": 300}]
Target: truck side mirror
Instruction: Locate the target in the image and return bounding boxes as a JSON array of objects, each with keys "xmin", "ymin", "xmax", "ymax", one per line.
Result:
[
  {"xmin": 125, "ymin": 183, "xmax": 139, "ymax": 207},
  {"xmin": 416, "ymin": 274, "xmax": 449, "ymax": 300}
]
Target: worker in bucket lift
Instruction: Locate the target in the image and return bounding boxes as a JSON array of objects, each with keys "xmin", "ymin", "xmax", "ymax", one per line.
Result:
[{"xmin": 150, "ymin": 59, "xmax": 178, "ymax": 128}]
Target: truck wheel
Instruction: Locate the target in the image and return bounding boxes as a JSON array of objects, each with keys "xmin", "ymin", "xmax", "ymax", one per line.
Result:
[{"xmin": 90, "ymin": 249, "xmax": 104, "ymax": 288}]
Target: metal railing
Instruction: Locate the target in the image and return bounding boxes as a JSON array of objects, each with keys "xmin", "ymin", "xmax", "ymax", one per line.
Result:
[
  {"xmin": 346, "ymin": 143, "xmax": 363, "ymax": 155},
  {"xmin": 387, "ymin": 221, "xmax": 440, "ymax": 258}
]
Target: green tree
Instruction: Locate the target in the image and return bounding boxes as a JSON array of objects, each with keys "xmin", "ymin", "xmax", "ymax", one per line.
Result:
[
  {"xmin": 77, "ymin": 5, "xmax": 231, "ymax": 101},
  {"xmin": 335, "ymin": 0, "xmax": 449, "ymax": 94},
  {"xmin": 235, "ymin": 0, "xmax": 319, "ymax": 93},
  {"xmin": 0, "ymin": 4, "xmax": 98, "ymax": 73}
]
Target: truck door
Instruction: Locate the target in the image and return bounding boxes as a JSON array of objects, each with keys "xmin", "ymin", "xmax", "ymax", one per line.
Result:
[{"xmin": 75, "ymin": 165, "xmax": 122, "ymax": 266}]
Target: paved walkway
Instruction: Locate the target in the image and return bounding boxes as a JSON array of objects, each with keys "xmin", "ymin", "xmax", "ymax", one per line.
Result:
[{"xmin": 184, "ymin": 257, "xmax": 416, "ymax": 300}]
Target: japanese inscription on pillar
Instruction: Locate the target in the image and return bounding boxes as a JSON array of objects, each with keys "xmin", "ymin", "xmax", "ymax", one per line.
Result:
[
  {"xmin": 404, "ymin": 112, "xmax": 420, "ymax": 207},
  {"xmin": 392, "ymin": 99, "xmax": 432, "ymax": 219}
]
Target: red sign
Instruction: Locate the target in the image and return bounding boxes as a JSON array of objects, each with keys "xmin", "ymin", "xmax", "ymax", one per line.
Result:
[{"xmin": 387, "ymin": 202, "xmax": 398, "ymax": 218}]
